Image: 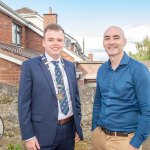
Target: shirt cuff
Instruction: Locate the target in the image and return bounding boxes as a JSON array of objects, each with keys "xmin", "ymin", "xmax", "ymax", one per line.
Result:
[
  {"xmin": 25, "ymin": 136, "xmax": 36, "ymax": 141},
  {"xmin": 130, "ymin": 133, "xmax": 143, "ymax": 148}
]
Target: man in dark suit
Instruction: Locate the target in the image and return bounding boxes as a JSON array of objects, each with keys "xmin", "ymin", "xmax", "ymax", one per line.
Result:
[{"xmin": 18, "ymin": 24, "xmax": 83, "ymax": 150}]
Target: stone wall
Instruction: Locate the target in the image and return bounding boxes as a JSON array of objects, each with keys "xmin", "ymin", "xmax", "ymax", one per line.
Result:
[
  {"xmin": 0, "ymin": 83, "xmax": 23, "ymax": 149},
  {"xmin": 0, "ymin": 83, "xmax": 150, "ymax": 150},
  {"xmin": 79, "ymin": 84, "xmax": 95, "ymax": 149}
]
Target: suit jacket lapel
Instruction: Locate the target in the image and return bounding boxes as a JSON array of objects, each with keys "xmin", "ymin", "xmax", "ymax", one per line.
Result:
[
  {"xmin": 39, "ymin": 58, "xmax": 57, "ymax": 98},
  {"xmin": 64, "ymin": 60, "xmax": 73, "ymax": 101}
]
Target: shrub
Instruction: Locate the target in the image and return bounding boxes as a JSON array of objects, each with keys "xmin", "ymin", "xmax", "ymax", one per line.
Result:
[{"xmin": 7, "ymin": 144, "xmax": 21, "ymax": 150}]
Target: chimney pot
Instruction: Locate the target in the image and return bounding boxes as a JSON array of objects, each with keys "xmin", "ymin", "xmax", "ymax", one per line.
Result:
[
  {"xmin": 88, "ymin": 53, "xmax": 93, "ymax": 61},
  {"xmin": 43, "ymin": 9, "xmax": 58, "ymax": 29}
]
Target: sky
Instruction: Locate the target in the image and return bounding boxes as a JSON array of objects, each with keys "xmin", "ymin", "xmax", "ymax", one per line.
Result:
[{"xmin": 1, "ymin": 0, "xmax": 150, "ymax": 60}]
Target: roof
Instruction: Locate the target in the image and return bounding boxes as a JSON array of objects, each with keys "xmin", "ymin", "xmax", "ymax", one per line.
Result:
[
  {"xmin": 15, "ymin": 7, "xmax": 37, "ymax": 14},
  {"xmin": 0, "ymin": 43, "xmax": 83, "ymax": 62},
  {"xmin": 14, "ymin": 7, "xmax": 89, "ymax": 61},
  {"xmin": 0, "ymin": 0, "xmax": 43, "ymax": 36},
  {"xmin": 0, "ymin": 1, "xmax": 90, "ymax": 62},
  {"xmin": 0, "ymin": 43, "xmax": 41, "ymax": 59}
]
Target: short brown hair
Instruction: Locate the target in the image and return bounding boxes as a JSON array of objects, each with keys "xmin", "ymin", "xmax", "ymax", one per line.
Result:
[{"xmin": 43, "ymin": 24, "xmax": 65, "ymax": 38}]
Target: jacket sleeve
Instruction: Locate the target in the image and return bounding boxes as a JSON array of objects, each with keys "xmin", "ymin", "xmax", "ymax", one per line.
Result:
[
  {"xmin": 73, "ymin": 63, "xmax": 83, "ymax": 140},
  {"xmin": 72, "ymin": 64, "xmax": 81, "ymax": 120},
  {"xmin": 18, "ymin": 61, "xmax": 34, "ymax": 140}
]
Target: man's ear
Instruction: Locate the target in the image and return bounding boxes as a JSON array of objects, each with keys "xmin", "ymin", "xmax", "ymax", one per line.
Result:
[{"xmin": 124, "ymin": 38, "xmax": 127, "ymax": 47}]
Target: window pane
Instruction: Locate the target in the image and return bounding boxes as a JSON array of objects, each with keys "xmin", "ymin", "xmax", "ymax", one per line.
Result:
[
  {"xmin": 12, "ymin": 23, "xmax": 21, "ymax": 45},
  {"xmin": 17, "ymin": 26, "xmax": 21, "ymax": 32},
  {"xmin": 12, "ymin": 23, "xmax": 16, "ymax": 44},
  {"xmin": 17, "ymin": 33, "xmax": 21, "ymax": 45}
]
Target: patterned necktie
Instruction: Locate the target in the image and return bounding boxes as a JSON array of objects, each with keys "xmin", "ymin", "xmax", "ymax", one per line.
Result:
[{"xmin": 51, "ymin": 61, "xmax": 69, "ymax": 115}]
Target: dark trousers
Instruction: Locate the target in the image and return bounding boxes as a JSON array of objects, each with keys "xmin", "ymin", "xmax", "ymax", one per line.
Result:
[{"xmin": 40, "ymin": 120, "xmax": 75, "ymax": 150}]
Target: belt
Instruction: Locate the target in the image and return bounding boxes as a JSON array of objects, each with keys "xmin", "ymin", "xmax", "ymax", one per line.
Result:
[
  {"xmin": 58, "ymin": 116, "xmax": 73, "ymax": 125},
  {"xmin": 101, "ymin": 127, "xmax": 133, "ymax": 137}
]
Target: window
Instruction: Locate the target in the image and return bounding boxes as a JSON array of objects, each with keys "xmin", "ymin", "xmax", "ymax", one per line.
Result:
[
  {"xmin": 65, "ymin": 37, "xmax": 71, "ymax": 48},
  {"xmin": 12, "ymin": 23, "xmax": 21, "ymax": 45}
]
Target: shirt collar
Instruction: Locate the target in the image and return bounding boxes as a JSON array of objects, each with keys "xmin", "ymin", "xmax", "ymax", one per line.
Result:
[
  {"xmin": 106, "ymin": 52, "xmax": 130, "ymax": 69},
  {"xmin": 45, "ymin": 52, "xmax": 61, "ymax": 63},
  {"xmin": 120, "ymin": 52, "xmax": 130, "ymax": 65}
]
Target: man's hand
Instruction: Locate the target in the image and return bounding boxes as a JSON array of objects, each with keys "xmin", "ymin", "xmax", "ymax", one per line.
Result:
[
  {"xmin": 25, "ymin": 137, "xmax": 40, "ymax": 150},
  {"xmin": 129, "ymin": 145, "xmax": 139, "ymax": 150},
  {"xmin": 74, "ymin": 133, "xmax": 80, "ymax": 142}
]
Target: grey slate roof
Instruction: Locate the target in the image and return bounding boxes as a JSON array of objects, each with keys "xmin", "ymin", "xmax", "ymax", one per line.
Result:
[
  {"xmin": 0, "ymin": 43, "xmax": 41, "ymax": 59},
  {"xmin": 15, "ymin": 7, "xmax": 37, "ymax": 14}
]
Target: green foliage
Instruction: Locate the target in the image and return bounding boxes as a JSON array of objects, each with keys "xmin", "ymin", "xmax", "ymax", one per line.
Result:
[
  {"xmin": 129, "ymin": 36, "xmax": 150, "ymax": 60},
  {"xmin": 7, "ymin": 144, "xmax": 21, "ymax": 150}
]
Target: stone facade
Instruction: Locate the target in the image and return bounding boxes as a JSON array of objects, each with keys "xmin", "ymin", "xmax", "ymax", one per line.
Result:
[
  {"xmin": 0, "ymin": 84, "xmax": 22, "ymax": 149},
  {"xmin": 0, "ymin": 83, "xmax": 150, "ymax": 150}
]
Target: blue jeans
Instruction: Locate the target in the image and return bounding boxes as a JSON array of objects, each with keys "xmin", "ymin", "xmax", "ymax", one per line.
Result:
[{"xmin": 40, "ymin": 120, "xmax": 75, "ymax": 150}]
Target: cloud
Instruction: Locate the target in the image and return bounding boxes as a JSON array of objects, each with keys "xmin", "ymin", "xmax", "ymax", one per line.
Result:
[
  {"xmin": 74, "ymin": 36, "xmax": 103, "ymax": 50},
  {"xmin": 84, "ymin": 37, "xmax": 103, "ymax": 50},
  {"xmin": 124, "ymin": 24, "xmax": 150, "ymax": 54},
  {"xmin": 75, "ymin": 25, "xmax": 150, "ymax": 61},
  {"xmin": 123, "ymin": 24, "xmax": 150, "ymax": 42}
]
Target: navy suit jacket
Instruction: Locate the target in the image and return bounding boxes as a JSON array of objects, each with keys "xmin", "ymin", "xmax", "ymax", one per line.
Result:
[{"xmin": 18, "ymin": 56, "xmax": 83, "ymax": 146}]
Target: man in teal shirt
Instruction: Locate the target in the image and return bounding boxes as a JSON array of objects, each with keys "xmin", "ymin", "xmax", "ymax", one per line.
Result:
[{"xmin": 92, "ymin": 26, "xmax": 150, "ymax": 150}]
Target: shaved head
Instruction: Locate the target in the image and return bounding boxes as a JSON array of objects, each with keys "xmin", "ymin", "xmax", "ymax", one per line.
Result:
[
  {"xmin": 104, "ymin": 26, "xmax": 125, "ymax": 39},
  {"xmin": 103, "ymin": 26, "xmax": 127, "ymax": 57}
]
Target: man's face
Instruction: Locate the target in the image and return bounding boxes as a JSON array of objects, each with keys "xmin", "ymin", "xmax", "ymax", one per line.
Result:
[
  {"xmin": 43, "ymin": 30, "xmax": 65, "ymax": 59},
  {"xmin": 103, "ymin": 27, "xmax": 126, "ymax": 57}
]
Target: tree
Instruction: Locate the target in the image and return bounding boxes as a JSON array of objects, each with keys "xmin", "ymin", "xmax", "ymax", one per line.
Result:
[{"xmin": 129, "ymin": 36, "xmax": 150, "ymax": 60}]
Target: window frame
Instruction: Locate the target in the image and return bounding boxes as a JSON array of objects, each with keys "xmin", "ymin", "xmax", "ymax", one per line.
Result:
[{"xmin": 12, "ymin": 22, "xmax": 22, "ymax": 46}]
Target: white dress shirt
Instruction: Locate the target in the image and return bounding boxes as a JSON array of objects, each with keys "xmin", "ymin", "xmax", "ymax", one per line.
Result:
[{"xmin": 45, "ymin": 53, "xmax": 73, "ymax": 120}]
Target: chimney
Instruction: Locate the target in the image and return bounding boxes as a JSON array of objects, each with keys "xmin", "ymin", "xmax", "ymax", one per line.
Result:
[
  {"xmin": 43, "ymin": 7, "xmax": 58, "ymax": 29},
  {"xmin": 88, "ymin": 53, "xmax": 93, "ymax": 61}
]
